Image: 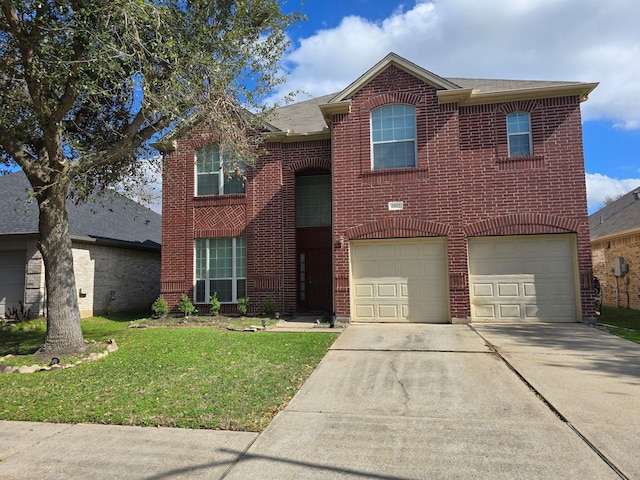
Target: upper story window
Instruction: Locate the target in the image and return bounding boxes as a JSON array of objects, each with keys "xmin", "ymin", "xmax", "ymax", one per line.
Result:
[
  {"xmin": 195, "ymin": 144, "xmax": 246, "ymax": 196},
  {"xmin": 371, "ymin": 104, "xmax": 416, "ymax": 170},
  {"xmin": 506, "ymin": 113, "xmax": 532, "ymax": 157}
]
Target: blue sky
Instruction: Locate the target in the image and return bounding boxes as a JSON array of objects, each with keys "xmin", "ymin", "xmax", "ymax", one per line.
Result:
[{"xmin": 278, "ymin": 0, "xmax": 640, "ymax": 213}]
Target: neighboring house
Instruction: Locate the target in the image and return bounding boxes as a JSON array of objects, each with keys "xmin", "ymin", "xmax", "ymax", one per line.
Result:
[
  {"xmin": 0, "ymin": 171, "xmax": 161, "ymax": 318},
  {"xmin": 160, "ymin": 52, "xmax": 598, "ymax": 323},
  {"xmin": 590, "ymin": 188, "xmax": 640, "ymax": 310}
]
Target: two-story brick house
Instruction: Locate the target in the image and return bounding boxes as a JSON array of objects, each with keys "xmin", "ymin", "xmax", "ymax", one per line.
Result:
[{"xmin": 159, "ymin": 53, "xmax": 598, "ymax": 323}]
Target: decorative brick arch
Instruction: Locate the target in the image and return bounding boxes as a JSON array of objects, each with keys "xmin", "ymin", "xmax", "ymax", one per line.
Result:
[
  {"xmin": 498, "ymin": 100, "xmax": 541, "ymax": 114},
  {"xmin": 365, "ymin": 92, "xmax": 423, "ymax": 111},
  {"xmin": 464, "ymin": 213, "xmax": 580, "ymax": 237},
  {"xmin": 183, "ymin": 130, "xmax": 224, "ymax": 152},
  {"xmin": 345, "ymin": 218, "xmax": 450, "ymax": 240},
  {"xmin": 287, "ymin": 157, "xmax": 331, "ymax": 173}
]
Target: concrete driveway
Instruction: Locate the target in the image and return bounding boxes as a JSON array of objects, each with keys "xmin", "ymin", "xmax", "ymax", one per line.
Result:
[
  {"xmin": 226, "ymin": 323, "xmax": 637, "ymax": 479},
  {"xmin": 1, "ymin": 323, "xmax": 637, "ymax": 479}
]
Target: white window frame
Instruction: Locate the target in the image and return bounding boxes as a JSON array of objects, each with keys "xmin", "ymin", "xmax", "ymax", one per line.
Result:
[
  {"xmin": 194, "ymin": 237, "xmax": 246, "ymax": 304},
  {"xmin": 370, "ymin": 104, "xmax": 417, "ymax": 170},
  {"xmin": 506, "ymin": 112, "xmax": 532, "ymax": 157},
  {"xmin": 195, "ymin": 144, "xmax": 245, "ymax": 196}
]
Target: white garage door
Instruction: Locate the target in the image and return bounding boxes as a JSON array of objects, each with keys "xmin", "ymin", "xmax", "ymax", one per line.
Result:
[
  {"xmin": 0, "ymin": 251, "xmax": 26, "ymax": 318},
  {"xmin": 350, "ymin": 238, "xmax": 449, "ymax": 323},
  {"xmin": 468, "ymin": 235, "xmax": 578, "ymax": 322}
]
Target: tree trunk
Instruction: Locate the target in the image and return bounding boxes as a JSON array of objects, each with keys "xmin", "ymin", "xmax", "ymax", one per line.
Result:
[{"xmin": 37, "ymin": 187, "xmax": 86, "ymax": 355}]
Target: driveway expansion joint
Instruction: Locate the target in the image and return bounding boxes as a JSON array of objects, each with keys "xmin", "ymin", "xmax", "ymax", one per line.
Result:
[{"xmin": 469, "ymin": 325, "xmax": 630, "ymax": 480}]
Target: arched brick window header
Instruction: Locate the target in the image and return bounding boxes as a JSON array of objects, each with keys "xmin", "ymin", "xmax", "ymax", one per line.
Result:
[
  {"xmin": 346, "ymin": 218, "xmax": 450, "ymax": 240},
  {"xmin": 498, "ymin": 100, "xmax": 541, "ymax": 114},
  {"xmin": 287, "ymin": 157, "xmax": 331, "ymax": 173},
  {"xmin": 464, "ymin": 214, "xmax": 580, "ymax": 236},
  {"xmin": 364, "ymin": 92, "xmax": 423, "ymax": 111}
]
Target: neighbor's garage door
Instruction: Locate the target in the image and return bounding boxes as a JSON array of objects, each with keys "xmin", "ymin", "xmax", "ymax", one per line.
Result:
[
  {"xmin": 350, "ymin": 238, "xmax": 449, "ymax": 323},
  {"xmin": 0, "ymin": 251, "xmax": 26, "ymax": 317},
  {"xmin": 468, "ymin": 235, "xmax": 578, "ymax": 322}
]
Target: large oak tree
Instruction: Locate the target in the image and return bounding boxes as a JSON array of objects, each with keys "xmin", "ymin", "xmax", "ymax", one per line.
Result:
[{"xmin": 0, "ymin": 0, "xmax": 297, "ymax": 354}]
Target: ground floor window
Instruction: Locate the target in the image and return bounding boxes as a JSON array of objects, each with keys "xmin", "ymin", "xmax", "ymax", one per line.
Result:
[{"xmin": 195, "ymin": 237, "xmax": 246, "ymax": 303}]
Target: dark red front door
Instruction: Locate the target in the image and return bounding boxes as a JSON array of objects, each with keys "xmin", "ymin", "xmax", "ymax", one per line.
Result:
[{"xmin": 297, "ymin": 226, "xmax": 332, "ymax": 312}]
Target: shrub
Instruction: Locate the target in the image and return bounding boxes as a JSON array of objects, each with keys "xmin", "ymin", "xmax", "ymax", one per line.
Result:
[
  {"xmin": 4, "ymin": 301, "xmax": 32, "ymax": 323},
  {"xmin": 210, "ymin": 292, "xmax": 221, "ymax": 316},
  {"xmin": 177, "ymin": 294, "xmax": 195, "ymax": 317},
  {"xmin": 151, "ymin": 296, "xmax": 169, "ymax": 318},
  {"xmin": 237, "ymin": 297, "xmax": 249, "ymax": 316},
  {"xmin": 263, "ymin": 297, "xmax": 277, "ymax": 317}
]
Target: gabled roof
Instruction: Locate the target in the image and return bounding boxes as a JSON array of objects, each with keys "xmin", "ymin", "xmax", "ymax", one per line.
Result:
[
  {"xmin": 589, "ymin": 187, "xmax": 640, "ymax": 241},
  {"xmin": 150, "ymin": 52, "xmax": 598, "ymax": 146},
  {"xmin": 330, "ymin": 53, "xmax": 462, "ymax": 102},
  {"xmin": 0, "ymin": 171, "xmax": 161, "ymax": 250},
  {"xmin": 265, "ymin": 52, "xmax": 598, "ymax": 138}
]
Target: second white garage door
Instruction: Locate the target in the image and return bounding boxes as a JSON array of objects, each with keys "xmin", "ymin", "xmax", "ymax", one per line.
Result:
[
  {"xmin": 468, "ymin": 235, "xmax": 578, "ymax": 322},
  {"xmin": 350, "ymin": 238, "xmax": 449, "ymax": 323}
]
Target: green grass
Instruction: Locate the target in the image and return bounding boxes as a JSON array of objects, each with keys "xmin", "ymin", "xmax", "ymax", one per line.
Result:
[
  {"xmin": 0, "ymin": 313, "xmax": 338, "ymax": 431},
  {"xmin": 598, "ymin": 306, "xmax": 640, "ymax": 345}
]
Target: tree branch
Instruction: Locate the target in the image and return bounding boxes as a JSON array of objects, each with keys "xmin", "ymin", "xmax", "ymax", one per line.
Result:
[
  {"xmin": 53, "ymin": 38, "xmax": 84, "ymax": 123},
  {"xmin": 0, "ymin": 123, "xmax": 39, "ymax": 174}
]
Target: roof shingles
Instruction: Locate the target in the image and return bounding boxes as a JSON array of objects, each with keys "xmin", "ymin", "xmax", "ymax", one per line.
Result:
[
  {"xmin": 0, "ymin": 172, "xmax": 161, "ymax": 249},
  {"xmin": 589, "ymin": 187, "xmax": 640, "ymax": 240}
]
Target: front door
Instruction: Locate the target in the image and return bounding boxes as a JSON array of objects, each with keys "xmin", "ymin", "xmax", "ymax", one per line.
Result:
[
  {"xmin": 296, "ymin": 173, "xmax": 332, "ymax": 313},
  {"xmin": 297, "ymin": 227, "xmax": 332, "ymax": 311}
]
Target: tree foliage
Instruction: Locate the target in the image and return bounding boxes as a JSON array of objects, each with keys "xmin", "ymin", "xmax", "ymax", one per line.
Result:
[
  {"xmin": 600, "ymin": 194, "xmax": 624, "ymax": 210},
  {"xmin": 0, "ymin": 0, "xmax": 299, "ymax": 353}
]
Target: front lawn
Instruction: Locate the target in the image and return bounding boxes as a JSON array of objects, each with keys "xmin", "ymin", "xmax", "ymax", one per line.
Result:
[
  {"xmin": 0, "ymin": 313, "xmax": 338, "ymax": 431},
  {"xmin": 598, "ymin": 306, "xmax": 640, "ymax": 345}
]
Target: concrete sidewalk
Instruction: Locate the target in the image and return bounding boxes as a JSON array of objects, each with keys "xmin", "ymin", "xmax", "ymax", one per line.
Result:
[{"xmin": 1, "ymin": 323, "xmax": 638, "ymax": 479}]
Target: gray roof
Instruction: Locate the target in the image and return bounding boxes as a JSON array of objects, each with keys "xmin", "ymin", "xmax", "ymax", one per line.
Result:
[
  {"xmin": 266, "ymin": 93, "xmax": 335, "ymax": 134},
  {"xmin": 589, "ymin": 187, "xmax": 640, "ymax": 240},
  {"xmin": 447, "ymin": 77, "xmax": 581, "ymax": 93},
  {"xmin": 267, "ymin": 78, "xmax": 587, "ymax": 135},
  {"xmin": 0, "ymin": 171, "xmax": 161, "ymax": 250}
]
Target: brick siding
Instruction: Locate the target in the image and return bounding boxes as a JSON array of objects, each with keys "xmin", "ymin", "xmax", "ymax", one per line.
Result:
[
  {"xmin": 161, "ymin": 64, "xmax": 594, "ymax": 322},
  {"xmin": 592, "ymin": 232, "xmax": 640, "ymax": 310}
]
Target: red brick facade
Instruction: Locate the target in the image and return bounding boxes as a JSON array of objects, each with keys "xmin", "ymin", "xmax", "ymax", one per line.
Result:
[{"xmin": 161, "ymin": 55, "xmax": 596, "ymax": 322}]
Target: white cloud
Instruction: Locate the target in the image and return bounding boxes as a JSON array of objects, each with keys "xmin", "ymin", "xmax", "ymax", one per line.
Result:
[
  {"xmin": 586, "ymin": 173, "xmax": 640, "ymax": 213},
  {"xmin": 275, "ymin": 0, "xmax": 640, "ymax": 129}
]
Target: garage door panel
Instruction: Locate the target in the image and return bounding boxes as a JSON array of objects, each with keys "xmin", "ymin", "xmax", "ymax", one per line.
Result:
[
  {"xmin": 499, "ymin": 304, "xmax": 521, "ymax": 318},
  {"xmin": 469, "ymin": 235, "xmax": 577, "ymax": 323},
  {"xmin": 355, "ymin": 304, "xmax": 375, "ymax": 319},
  {"xmin": 473, "ymin": 283, "xmax": 494, "ymax": 296},
  {"xmin": 498, "ymin": 283, "xmax": 519, "ymax": 297},
  {"xmin": 379, "ymin": 304, "xmax": 399, "ymax": 318},
  {"xmin": 474, "ymin": 304, "xmax": 495, "ymax": 318},
  {"xmin": 377, "ymin": 284, "xmax": 398, "ymax": 297},
  {"xmin": 350, "ymin": 238, "xmax": 449, "ymax": 323},
  {"xmin": 354, "ymin": 284, "xmax": 374, "ymax": 298}
]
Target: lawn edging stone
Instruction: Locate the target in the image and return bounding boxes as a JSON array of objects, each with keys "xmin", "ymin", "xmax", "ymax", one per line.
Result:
[{"xmin": 0, "ymin": 339, "xmax": 118, "ymax": 374}]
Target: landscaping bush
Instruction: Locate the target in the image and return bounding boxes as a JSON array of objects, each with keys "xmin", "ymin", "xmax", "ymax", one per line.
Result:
[
  {"xmin": 237, "ymin": 297, "xmax": 249, "ymax": 316},
  {"xmin": 263, "ymin": 297, "xmax": 277, "ymax": 317},
  {"xmin": 176, "ymin": 294, "xmax": 195, "ymax": 317},
  {"xmin": 151, "ymin": 295, "xmax": 169, "ymax": 318},
  {"xmin": 210, "ymin": 292, "xmax": 221, "ymax": 316}
]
